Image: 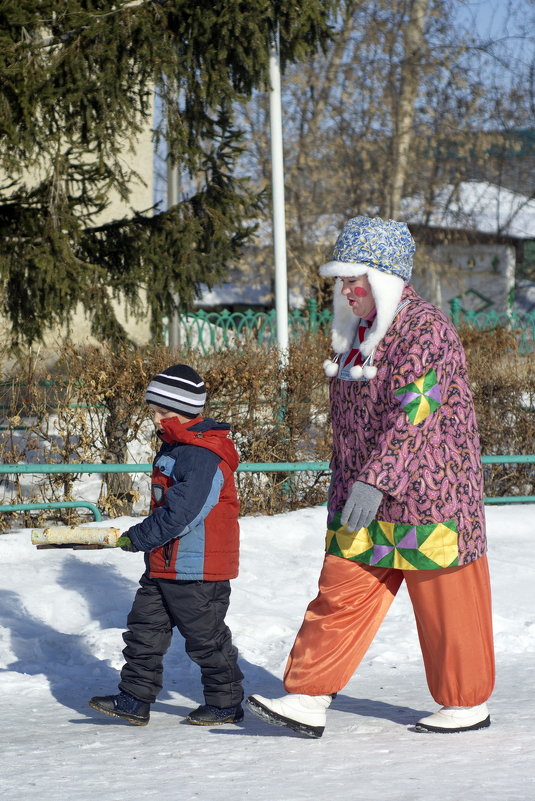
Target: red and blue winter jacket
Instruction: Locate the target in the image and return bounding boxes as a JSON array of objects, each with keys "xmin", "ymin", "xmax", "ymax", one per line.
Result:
[{"xmin": 126, "ymin": 416, "xmax": 240, "ymax": 581}]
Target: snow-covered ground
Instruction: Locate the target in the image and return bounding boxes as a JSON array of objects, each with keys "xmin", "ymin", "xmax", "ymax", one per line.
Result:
[{"xmin": 1, "ymin": 503, "xmax": 534, "ymax": 801}]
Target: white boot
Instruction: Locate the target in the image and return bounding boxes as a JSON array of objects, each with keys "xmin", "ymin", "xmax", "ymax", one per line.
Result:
[
  {"xmin": 416, "ymin": 703, "xmax": 490, "ymax": 733},
  {"xmin": 247, "ymin": 693, "xmax": 332, "ymax": 738}
]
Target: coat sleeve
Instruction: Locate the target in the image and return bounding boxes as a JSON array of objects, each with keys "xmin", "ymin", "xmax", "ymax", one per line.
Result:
[
  {"xmin": 125, "ymin": 446, "xmax": 223, "ymax": 552},
  {"xmin": 357, "ymin": 307, "xmax": 469, "ymax": 500}
]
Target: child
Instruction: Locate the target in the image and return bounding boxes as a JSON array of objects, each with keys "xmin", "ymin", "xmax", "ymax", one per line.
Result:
[{"xmin": 89, "ymin": 364, "xmax": 244, "ymax": 726}]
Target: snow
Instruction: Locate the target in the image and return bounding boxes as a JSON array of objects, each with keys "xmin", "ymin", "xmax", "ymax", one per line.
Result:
[
  {"xmin": 1, "ymin": 503, "xmax": 535, "ymax": 801},
  {"xmin": 195, "ymin": 282, "xmax": 306, "ymax": 310},
  {"xmin": 402, "ymin": 181, "xmax": 535, "ymax": 239}
]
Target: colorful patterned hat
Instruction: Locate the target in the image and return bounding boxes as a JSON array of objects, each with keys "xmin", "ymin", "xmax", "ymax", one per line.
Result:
[{"xmin": 321, "ymin": 216, "xmax": 415, "ymax": 281}]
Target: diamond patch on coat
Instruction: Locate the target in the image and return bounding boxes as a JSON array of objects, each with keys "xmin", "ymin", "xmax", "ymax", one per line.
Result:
[
  {"xmin": 326, "ymin": 518, "xmax": 459, "ymax": 570},
  {"xmin": 395, "ymin": 369, "xmax": 442, "ymax": 424}
]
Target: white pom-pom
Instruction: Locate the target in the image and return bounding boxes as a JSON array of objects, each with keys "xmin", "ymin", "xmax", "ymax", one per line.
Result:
[
  {"xmin": 362, "ymin": 364, "xmax": 378, "ymax": 379},
  {"xmin": 323, "ymin": 359, "xmax": 339, "ymax": 377},
  {"xmin": 349, "ymin": 364, "xmax": 363, "ymax": 379}
]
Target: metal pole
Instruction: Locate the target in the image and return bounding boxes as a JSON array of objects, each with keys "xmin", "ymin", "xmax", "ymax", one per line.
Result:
[
  {"xmin": 166, "ymin": 159, "xmax": 180, "ymax": 349},
  {"xmin": 269, "ymin": 27, "xmax": 289, "ymax": 355}
]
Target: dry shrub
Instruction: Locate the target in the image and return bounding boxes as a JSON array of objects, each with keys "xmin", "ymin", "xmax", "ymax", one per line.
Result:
[
  {"xmin": 52, "ymin": 345, "xmax": 173, "ymax": 515},
  {"xmin": 0, "ymin": 350, "xmax": 98, "ymax": 526},
  {"xmin": 0, "ymin": 335, "xmax": 334, "ymax": 522},
  {"xmin": 1, "ymin": 324, "xmax": 533, "ymax": 526},
  {"xmin": 460, "ymin": 325, "xmax": 535, "ymax": 498},
  {"xmin": 202, "ymin": 332, "xmax": 332, "ymax": 514},
  {"xmin": 0, "ymin": 345, "xmax": 173, "ymax": 522}
]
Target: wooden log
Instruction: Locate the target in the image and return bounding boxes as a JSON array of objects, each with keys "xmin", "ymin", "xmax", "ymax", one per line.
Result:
[{"xmin": 31, "ymin": 526, "xmax": 122, "ymax": 549}]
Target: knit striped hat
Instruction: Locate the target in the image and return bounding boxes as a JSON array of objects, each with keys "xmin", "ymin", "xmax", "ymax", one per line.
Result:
[{"xmin": 145, "ymin": 364, "xmax": 206, "ymax": 419}]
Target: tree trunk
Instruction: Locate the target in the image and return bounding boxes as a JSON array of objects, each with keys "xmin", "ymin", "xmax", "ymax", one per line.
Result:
[
  {"xmin": 103, "ymin": 398, "xmax": 136, "ymax": 516},
  {"xmin": 388, "ymin": 0, "xmax": 430, "ymax": 219}
]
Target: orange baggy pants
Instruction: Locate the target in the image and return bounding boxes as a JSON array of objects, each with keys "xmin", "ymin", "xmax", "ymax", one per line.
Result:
[{"xmin": 284, "ymin": 554, "xmax": 495, "ymax": 707}]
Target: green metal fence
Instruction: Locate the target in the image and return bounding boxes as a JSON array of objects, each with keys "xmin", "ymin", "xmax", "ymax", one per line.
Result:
[
  {"xmin": 176, "ymin": 300, "xmax": 535, "ymax": 354},
  {"xmin": 1, "ymin": 456, "xmax": 534, "ymax": 522},
  {"xmin": 448, "ymin": 298, "xmax": 535, "ymax": 353},
  {"xmin": 175, "ymin": 302, "xmax": 332, "ymax": 352}
]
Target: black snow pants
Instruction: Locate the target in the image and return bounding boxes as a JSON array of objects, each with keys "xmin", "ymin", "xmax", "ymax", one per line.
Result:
[{"xmin": 119, "ymin": 573, "xmax": 244, "ymax": 707}]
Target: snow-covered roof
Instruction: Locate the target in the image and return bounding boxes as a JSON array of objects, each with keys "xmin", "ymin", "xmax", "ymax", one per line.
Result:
[
  {"xmin": 194, "ymin": 282, "xmax": 306, "ymax": 309},
  {"xmin": 401, "ymin": 181, "xmax": 535, "ymax": 239}
]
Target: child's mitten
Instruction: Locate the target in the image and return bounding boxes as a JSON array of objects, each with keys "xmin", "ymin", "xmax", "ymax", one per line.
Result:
[{"xmin": 116, "ymin": 535, "xmax": 139, "ymax": 552}]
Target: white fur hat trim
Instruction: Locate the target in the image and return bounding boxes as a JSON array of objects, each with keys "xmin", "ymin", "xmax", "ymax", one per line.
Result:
[{"xmin": 320, "ymin": 260, "xmax": 370, "ymax": 279}]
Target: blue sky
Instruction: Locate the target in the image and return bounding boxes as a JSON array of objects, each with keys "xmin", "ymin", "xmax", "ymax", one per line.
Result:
[
  {"xmin": 456, "ymin": 0, "xmax": 534, "ymax": 92},
  {"xmin": 458, "ymin": 0, "xmax": 533, "ymax": 51},
  {"xmin": 462, "ymin": 0, "xmax": 511, "ymax": 34}
]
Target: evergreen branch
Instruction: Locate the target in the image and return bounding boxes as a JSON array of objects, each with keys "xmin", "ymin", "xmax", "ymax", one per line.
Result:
[{"xmin": 10, "ymin": 0, "xmax": 170, "ymax": 51}]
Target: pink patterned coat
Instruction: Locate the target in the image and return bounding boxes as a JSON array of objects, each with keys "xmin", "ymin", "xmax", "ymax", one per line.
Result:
[{"xmin": 327, "ymin": 285, "xmax": 486, "ymax": 568}]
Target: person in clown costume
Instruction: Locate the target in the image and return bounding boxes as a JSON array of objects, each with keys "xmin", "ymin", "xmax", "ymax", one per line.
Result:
[{"xmin": 247, "ymin": 216, "xmax": 495, "ymax": 738}]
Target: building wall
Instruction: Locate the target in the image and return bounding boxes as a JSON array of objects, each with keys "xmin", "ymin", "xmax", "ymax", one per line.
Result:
[{"xmin": 412, "ymin": 243, "xmax": 516, "ymax": 315}]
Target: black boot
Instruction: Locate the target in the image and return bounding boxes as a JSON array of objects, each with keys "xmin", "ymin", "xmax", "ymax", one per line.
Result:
[
  {"xmin": 88, "ymin": 690, "xmax": 150, "ymax": 726},
  {"xmin": 186, "ymin": 703, "xmax": 244, "ymax": 726}
]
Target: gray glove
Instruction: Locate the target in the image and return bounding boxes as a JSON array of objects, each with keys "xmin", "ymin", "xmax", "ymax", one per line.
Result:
[{"xmin": 341, "ymin": 481, "xmax": 382, "ymax": 532}]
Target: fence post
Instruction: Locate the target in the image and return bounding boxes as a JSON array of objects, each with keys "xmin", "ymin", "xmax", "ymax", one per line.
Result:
[
  {"xmin": 307, "ymin": 298, "xmax": 319, "ymax": 333},
  {"xmin": 449, "ymin": 296, "xmax": 462, "ymax": 326}
]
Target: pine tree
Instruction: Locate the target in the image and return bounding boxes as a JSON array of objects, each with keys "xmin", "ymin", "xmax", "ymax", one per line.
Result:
[{"xmin": 0, "ymin": 0, "xmax": 339, "ymax": 345}]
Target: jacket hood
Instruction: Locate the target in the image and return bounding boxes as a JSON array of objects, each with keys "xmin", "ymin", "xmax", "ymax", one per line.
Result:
[{"xmin": 159, "ymin": 416, "xmax": 240, "ymax": 471}]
